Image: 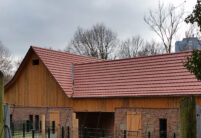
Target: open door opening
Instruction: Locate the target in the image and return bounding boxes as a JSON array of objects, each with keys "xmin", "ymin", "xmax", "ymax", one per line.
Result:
[{"xmin": 76, "ymin": 112, "xmax": 114, "ymax": 138}]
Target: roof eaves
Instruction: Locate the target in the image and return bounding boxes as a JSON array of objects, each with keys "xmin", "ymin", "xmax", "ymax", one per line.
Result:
[{"xmin": 71, "ymin": 94, "xmax": 201, "ymax": 99}]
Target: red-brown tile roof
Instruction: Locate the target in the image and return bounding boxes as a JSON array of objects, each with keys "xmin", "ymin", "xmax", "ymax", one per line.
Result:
[
  {"xmin": 32, "ymin": 46, "xmax": 102, "ymax": 97},
  {"xmin": 9, "ymin": 46, "xmax": 201, "ymax": 98},
  {"xmin": 72, "ymin": 51, "xmax": 201, "ymax": 98}
]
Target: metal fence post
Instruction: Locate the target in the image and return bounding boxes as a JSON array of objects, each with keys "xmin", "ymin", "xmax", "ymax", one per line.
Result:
[
  {"xmin": 102, "ymin": 129, "xmax": 105, "ymax": 137},
  {"xmin": 23, "ymin": 123, "xmax": 25, "ymax": 138},
  {"xmin": 40, "ymin": 121, "xmax": 42, "ymax": 132},
  {"xmin": 84, "ymin": 127, "xmax": 87, "ymax": 138},
  {"xmin": 48, "ymin": 128, "xmax": 50, "ymax": 138},
  {"xmin": 61, "ymin": 126, "xmax": 64, "ymax": 138},
  {"xmin": 32, "ymin": 130, "xmax": 35, "ymax": 138},
  {"xmin": 124, "ymin": 130, "xmax": 127, "ymax": 138},
  {"xmin": 11, "ymin": 122, "xmax": 14, "ymax": 136},
  {"xmin": 148, "ymin": 131, "xmax": 151, "ymax": 138},
  {"xmin": 174, "ymin": 133, "xmax": 176, "ymax": 138},
  {"xmin": 26, "ymin": 120, "xmax": 30, "ymax": 132},
  {"xmin": 67, "ymin": 126, "xmax": 70, "ymax": 138}
]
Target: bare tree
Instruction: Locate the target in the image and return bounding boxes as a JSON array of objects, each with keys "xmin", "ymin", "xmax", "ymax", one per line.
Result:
[
  {"xmin": 118, "ymin": 36, "xmax": 144, "ymax": 58},
  {"xmin": 144, "ymin": 2, "xmax": 184, "ymax": 53},
  {"xmin": 138, "ymin": 40, "xmax": 165, "ymax": 57},
  {"xmin": 0, "ymin": 42, "xmax": 12, "ymax": 73},
  {"xmin": 118, "ymin": 36, "xmax": 164, "ymax": 58},
  {"xmin": 14, "ymin": 57, "xmax": 23, "ymax": 70},
  {"xmin": 66, "ymin": 23, "xmax": 117, "ymax": 59},
  {"xmin": 0, "ymin": 41, "xmax": 13, "ymax": 84},
  {"xmin": 3, "ymin": 74, "xmax": 13, "ymax": 85}
]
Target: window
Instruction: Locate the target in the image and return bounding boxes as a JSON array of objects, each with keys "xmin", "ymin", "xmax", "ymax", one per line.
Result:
[
  {"xmin": 32, "ymin": 59, "xmax": 39, "ymax": 65},
  {"xmin": 159, "ymin": 119, "xmax": 167, "ymax": 138}
]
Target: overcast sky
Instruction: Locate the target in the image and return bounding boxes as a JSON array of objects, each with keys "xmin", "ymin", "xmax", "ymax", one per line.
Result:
[{"xmin": 0, "ymin": 0, "xmax": 197, "ymax": 58}]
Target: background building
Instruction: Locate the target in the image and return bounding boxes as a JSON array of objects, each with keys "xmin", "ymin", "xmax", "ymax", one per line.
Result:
[{"xmin": 175, "ymin": 37, "xmax": 201, "ymax": 52}]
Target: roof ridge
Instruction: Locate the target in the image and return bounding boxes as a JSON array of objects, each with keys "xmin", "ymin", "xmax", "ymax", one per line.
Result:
[
  {"xmin": 30, "ymin": 45, "xmax": 103, "ymax": 61},
  {"xmin": 74, "ymin": 50, "xmax": 193, "ymax": 66}
]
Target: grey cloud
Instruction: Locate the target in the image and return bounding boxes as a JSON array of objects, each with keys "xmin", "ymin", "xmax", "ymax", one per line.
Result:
[{"xmin": 0, "ymin": 0, "xmax": 196, "ymax": 58}]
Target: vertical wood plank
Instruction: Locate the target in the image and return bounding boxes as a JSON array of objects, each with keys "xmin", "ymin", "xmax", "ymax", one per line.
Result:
[
  {"xmin": 127, "ymin": 111, "xmax": 142, "ymax": 138},
  {"xmin": 42, "ymin": 114, "xmax": 46, "ymax": 138}
]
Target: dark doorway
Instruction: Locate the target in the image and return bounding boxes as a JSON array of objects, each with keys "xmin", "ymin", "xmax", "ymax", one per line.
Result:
[
  {"xmin": 159, "ymin": 119, "xmax": 167, "ymax": 138},
  {"xmin": 76, "ymin": 112, "xmax": 114, "ymax": 138}
]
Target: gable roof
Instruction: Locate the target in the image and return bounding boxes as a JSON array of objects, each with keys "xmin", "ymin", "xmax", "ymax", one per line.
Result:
[
  {"xmin": 5, "ymin": 46, "xmax": 102, "ymax": 97},
  {"xmin": 6, "ymin": 46, "xmax": 201, "ymax": 98},
  {"xmin": 72, "ymin": 51, "xmax": 201, "ymax": 98}
]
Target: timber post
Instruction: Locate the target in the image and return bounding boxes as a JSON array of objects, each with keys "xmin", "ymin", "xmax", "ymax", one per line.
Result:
[
  {"xmin": 42, "ymin": 115, "xmax": 45, "ymax": 138},
  {"xmin": 0, "ymin": 71, "xmax": 4, "ymax": 138}
]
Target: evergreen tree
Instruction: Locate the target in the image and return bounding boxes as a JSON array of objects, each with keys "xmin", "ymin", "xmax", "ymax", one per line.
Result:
[{"xmin": 185, "ymin": 0, "xmax": 201, "ymax": 31}]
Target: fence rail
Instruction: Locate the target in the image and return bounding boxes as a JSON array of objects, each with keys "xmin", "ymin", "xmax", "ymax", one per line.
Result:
[{"xmin": 8, "ymin": 120, "xmax": 178, "ymax": 138}]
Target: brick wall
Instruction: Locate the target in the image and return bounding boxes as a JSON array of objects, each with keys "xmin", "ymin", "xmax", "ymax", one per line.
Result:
[
  {"xmin": 10, "ymin": 106, "xmax": 73, "ymax": 137},
  {"xmin": 10, "ymin": 106, "xmax": 180, "ymax": 138},
  {"xmin": 115, "ymin": 108, "xmax": 179, "ymax": 138},
  {"xmin": 11, "ymin": 106, "xmax": 73, "ymax": 126}
]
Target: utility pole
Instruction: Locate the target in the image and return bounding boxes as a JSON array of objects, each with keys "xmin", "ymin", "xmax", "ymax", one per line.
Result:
[{"xmin": 0, "ymin": 71, "xmax": 4, "ymax": 138}]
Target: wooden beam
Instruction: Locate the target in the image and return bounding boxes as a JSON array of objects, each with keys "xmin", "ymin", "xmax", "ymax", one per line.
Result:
[
  {"xmin": 72, "ymin": 113, "xmax": 78, "ymax": 138},
  {"xmin": 42, "ymin": 114, "xmax": 45, "ymax": 138}
]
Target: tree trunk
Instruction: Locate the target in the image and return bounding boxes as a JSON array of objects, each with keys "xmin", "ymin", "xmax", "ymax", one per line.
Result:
[{"xmin": 180, "ymin": 96, "xmax": 196, "ymax": 138}]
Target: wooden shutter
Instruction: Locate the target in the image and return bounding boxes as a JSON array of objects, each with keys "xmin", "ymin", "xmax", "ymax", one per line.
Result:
[{"xmin": 126, "ymin": 111, "xmax": 142, "ymax": 138}]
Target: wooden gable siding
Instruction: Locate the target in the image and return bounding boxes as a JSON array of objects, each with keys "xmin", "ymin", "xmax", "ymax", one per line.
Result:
[
  {"xmin": 4, "ymin": 51, "xmax": 72, "ymax": 107},
  {"xmin": 4, "ymin": 51, "xmax": 201, "ymax": 112}
]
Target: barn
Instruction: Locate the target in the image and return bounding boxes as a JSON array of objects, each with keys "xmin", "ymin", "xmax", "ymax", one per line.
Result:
[{"xmin": 4, "ymin": 46, "xmax": 201, "ymax": 138}]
